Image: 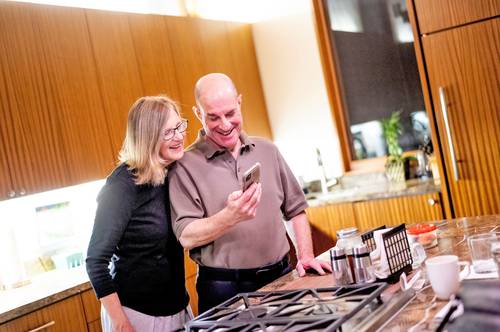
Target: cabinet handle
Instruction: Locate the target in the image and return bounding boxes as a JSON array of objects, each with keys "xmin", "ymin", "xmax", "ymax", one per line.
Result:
[
  {"xmin": 19, "ymin": 188, "xmax": 26, "ymax": 196},
  {"xmin": 27, "ymin": 321, "xmax": 55, "ymax": 332},
  {"xmin": 7, "ymin": 190, "xmax": 16, "ymax": 198},
  {"xmin": 439, "ymin": 87, "xmax": 459, "ymax": 181},
  {"xmin": 428, "ymin": 198, "xmax": 438, "ymax": 206}
]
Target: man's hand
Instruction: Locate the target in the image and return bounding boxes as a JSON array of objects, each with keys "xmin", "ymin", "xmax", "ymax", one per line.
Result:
[
  {"xmin": 224, "ymin": 182, "xmax": 262, "ymax": 225},
  {"xmin": 296, "ymin": 256, "xmax": 332, "ymax": 277}
]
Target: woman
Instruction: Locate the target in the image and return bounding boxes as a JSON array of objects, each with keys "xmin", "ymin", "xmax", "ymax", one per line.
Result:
[{"xmin": 86, "ymin": 95, "xmax": 191, "ymax": 332}]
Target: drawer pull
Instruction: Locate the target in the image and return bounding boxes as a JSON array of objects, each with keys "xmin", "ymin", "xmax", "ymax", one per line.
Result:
[
  {"xmin": 28, "ymin": 321, "xmax": 55, "ymax": 332},
  {"xmin": 439, "ymin": 87, "xmax": 460, "ymax": 181},
  {"xmin": 428, "ymin": 198, "xmax": 438, "ymax": 206}
]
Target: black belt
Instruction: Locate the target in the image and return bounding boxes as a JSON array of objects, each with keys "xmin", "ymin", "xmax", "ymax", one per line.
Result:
[{"xmin": 198, "ymin": 255, "xmax": 290, "ymax": 282}]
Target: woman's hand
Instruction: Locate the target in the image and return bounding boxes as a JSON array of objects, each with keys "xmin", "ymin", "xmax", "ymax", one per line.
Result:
[
  {"xmin": 100, "ymin": 293, "xmax": 135, "ymax": 332},
  {"xmin": 112, "ymin": 315, "xmax": 135, "ymax": 332}
]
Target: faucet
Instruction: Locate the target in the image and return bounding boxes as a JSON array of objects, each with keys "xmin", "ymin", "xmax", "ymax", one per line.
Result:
[{"xmin": 316, "ymin": 148, "xmax": 329, "ymax": 194}]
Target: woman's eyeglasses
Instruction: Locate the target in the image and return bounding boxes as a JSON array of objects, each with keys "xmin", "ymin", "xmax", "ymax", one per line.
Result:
[{"xmin": 163, "ymin": 119, "xmax": 188, "ymax": 141}]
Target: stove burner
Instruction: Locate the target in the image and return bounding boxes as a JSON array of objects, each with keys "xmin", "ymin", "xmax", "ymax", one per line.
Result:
[{"xmin": 184, "ymin": 283, "xmax": 391, "ymax": 332}]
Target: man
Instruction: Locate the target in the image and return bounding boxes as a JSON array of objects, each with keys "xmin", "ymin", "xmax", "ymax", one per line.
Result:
[{"xmin": 169, "ymin": 73, "xmax": 331, "ymax": 313}]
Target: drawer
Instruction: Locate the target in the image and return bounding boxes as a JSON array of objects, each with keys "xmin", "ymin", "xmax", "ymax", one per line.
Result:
[
  {"xmin": 0, "ymin": 295, "xmax": 87, "ymax": 332},
  {"xmin": 413, "ymin": 0, "xmax": 500, "ymax": 34}
]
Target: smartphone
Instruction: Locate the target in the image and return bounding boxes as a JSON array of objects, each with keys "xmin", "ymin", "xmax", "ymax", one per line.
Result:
[{"xmin": 242, "ymin": 162, "xmax": 261, "ymax": 192}]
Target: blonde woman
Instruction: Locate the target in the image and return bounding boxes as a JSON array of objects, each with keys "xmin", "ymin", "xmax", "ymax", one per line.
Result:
[{"xmin": 86, "ymin": 96, "xmax": 191, "ymax": 332}]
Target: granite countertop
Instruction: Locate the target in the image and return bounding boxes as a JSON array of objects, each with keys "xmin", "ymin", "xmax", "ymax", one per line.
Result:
[
  {"xmin": 0, "ymin": 266, "xmax": 92, "ymax": 324},
  {"xmin": 261, "ymin": 214, "xmax": 500, "ymax": 331},
  {"xmin": 306, "ymin": 178, "xmax": 441, "ymax": 207}
]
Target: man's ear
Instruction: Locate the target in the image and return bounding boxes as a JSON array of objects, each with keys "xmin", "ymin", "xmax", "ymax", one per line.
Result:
[
  {"xmin": 237, "ymin": 94, "xmax": 242, "ymax": 106},
  {"xmin": 193, "ymin": 106, "xmax": 202, "ymax": 121}
]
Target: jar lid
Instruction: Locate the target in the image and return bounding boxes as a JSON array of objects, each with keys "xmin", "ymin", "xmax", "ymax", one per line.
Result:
[
  {"xmin": 336, "ymin": 227, "xmax": 359, "ymax": 238},
  {"xmin": 407, "ymin": 224, "xmax": 436, "ymax": 235}
]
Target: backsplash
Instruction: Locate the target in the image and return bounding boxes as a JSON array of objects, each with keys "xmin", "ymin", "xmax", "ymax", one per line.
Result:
[{"xmin": 0, "ymin": 180, "xmax": 104, "ymax": 289}]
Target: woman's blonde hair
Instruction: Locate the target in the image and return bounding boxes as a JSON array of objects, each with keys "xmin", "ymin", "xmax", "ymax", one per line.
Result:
[{"xmin": 118, "ymin": 95, "xmax": 181, "ymax": 186}]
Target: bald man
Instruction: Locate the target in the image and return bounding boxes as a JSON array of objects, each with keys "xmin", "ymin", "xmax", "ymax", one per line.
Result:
[{"xmin": 169, "ymin": 73, "xmax": 331, "ymax": 313}]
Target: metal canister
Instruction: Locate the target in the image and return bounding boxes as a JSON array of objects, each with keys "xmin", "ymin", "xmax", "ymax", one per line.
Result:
[
  {"xmin": 353, "ymin": 244, "xmax": 376, "ymax": 284},
  {"xmin": 330, "ymin": 247, "xmax": 354, "ymax": 285}
]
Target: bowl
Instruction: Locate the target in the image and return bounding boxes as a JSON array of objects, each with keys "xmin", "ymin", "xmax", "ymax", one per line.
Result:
[{"xmin": 407, "ymin": 224, "xmax": 438, "ymax": 249}]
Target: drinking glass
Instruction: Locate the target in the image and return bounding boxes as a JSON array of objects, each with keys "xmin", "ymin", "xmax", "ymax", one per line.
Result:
[{"xmin": 467, "ymin": 233, "xmax": 500, "ymax": 274}]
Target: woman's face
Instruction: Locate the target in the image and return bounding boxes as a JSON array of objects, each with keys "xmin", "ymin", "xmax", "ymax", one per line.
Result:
[{"xmin": 159, "ymin": 111, "xmax": 185, "ymax": 165}]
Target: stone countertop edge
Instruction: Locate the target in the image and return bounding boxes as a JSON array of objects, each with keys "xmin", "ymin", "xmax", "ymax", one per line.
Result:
[
  {"xmin": 0, "ymin": 281, "xmax": 93, "ymax": 325},
  {"xmin": 307, "ymin": 182, "xmax": 441, "ymax": 207}
]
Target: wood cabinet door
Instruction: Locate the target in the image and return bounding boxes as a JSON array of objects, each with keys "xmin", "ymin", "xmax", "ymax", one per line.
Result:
[
  {"xmin": 0, "ymin": 98, "xmax": 14, "ymax": 199},
  {"xmin": 85, "ymin": 9, "xmax": 145, "ymax": 155},
  {"xmin": 225, "ymin": 22, "xmax": 272, "ymax": 139},
  {"xmin": 127, "ymin": 14, "xmax": 180, "ymax": 101},
  {"xmin": 306, "ymin": 203, "xmax": 356, "ymax": 256},
  {"xmin": 422, "ymin": 19, "xmax": 500, "ymax": 217},
  {"xmin": 414, "ymin": 0, "xmax": 500, "ymax": 34},
  {"xmin": 184, "ymin": 251, "xmax": 198, "ymax": 316},
  {"xmin": 353, "ymin": 193, "xmax": 444, "ymax": 231},
  {"xmin": 0, "ymin": 295, "xmax": 87, "ymax": 332},
  {"xmin": 80, "ymin": 289, "xmax": 101, "ymax": 324},
  {"xmin": 0, "ymin": 3, "xmax": 71, "ymax": 196},
  {"xmin": 0, "ymin": 2, "xmax": 115, "ymax": 198},
  {"xmin": 30, "ymin": 5, "xmax": 116, "ymax": 184}
]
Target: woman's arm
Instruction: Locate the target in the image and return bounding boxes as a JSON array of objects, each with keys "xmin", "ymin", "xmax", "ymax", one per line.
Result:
[
  {"xmin": 86, "ymin": 170, "xmax": 137, "ymax": 328},
  {"xmin": 100, "ymin": 293, "xmax": 135, "ymax": 332}
]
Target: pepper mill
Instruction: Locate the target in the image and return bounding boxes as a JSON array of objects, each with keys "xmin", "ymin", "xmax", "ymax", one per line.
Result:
[
  {"xmin": 330, "ymin": 247, "xmax": 354, "ymax": 285},
  {"xmin": 353, "ymin": 244, "xmax": 376, "ymax": 284}
]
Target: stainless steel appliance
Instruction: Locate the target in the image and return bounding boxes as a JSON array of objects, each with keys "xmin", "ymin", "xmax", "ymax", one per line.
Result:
[{"xmin": 184, "ymin": 283, "xmax": 415, "ymax": 331}]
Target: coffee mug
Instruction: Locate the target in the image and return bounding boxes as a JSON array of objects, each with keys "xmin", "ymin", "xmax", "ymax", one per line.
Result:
[{"xmin": 426, "ymin": 255, "xmax": 469, "ymax": 300}]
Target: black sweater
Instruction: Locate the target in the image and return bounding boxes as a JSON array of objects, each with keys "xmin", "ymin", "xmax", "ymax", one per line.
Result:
[{"xmin": 86, "ymin": 164, "xmax": 189, "ymax": 316}]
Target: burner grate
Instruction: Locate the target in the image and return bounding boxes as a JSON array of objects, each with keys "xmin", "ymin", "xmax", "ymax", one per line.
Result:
[{"xmin": 185, "ymin": 283, "xmax": 388, "ymax": 332}]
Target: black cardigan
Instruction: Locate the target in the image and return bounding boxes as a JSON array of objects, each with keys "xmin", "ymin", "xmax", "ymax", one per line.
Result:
[{"xmin": 86, "ymin": 164, "xmax": 189, "ymax": 316}]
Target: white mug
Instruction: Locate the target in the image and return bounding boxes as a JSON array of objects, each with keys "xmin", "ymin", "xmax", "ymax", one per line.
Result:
[{"xmin": 425, "ymin": 255, "xmax": 469, "ymax": 300}]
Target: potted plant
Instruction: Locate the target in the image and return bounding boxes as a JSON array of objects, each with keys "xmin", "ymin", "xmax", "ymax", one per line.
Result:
[{"xmin": 381, "ymin": 111, "xmax": 405, "ymax": 182}]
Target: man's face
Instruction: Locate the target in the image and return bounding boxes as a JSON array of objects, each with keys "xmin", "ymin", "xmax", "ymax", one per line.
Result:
[{"xmin": 199, "ymin": 93, "xmax": 242, "ymax": 150}]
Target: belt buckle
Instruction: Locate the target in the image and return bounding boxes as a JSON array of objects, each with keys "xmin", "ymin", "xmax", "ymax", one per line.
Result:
[{"xmin": 255, "ymin": 267, "xmax": 274, "ymax": 277}]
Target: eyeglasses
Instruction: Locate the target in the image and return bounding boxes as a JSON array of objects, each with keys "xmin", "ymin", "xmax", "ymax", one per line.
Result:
[{"xmin": 163, "ymin": 119, "xmax": 188, "ymax": 141}]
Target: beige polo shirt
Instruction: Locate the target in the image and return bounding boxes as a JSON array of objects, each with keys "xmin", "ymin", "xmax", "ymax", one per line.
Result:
[{"xmin": 168, "ymin": 130, "xmax": 308, "ymax": 269}]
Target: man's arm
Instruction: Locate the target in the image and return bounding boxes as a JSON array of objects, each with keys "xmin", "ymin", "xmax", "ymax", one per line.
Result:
[
  {"xmin": 179, "ymin": 183, "xmax": 262, "ymax": 249},
  {"xmin": 291, "ymin": 212, "xmax": 332, "ymax": 277}
]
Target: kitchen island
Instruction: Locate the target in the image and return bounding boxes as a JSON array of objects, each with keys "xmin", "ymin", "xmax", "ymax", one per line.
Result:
[
  {"xmin": 260, "ymin": 214, "xmax": 499, "ymax": 331},
  {"xmin": 2, "ymin": 215, "xmax": 498, "ymax": 331}
]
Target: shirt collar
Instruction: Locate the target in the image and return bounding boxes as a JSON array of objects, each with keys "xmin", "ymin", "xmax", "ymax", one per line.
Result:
[{"xmin": 195, "ymin": 129, "xmax": 255, "ymax": 159}]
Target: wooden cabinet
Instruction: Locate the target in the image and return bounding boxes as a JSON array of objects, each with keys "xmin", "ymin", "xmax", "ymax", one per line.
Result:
[
  {"xmin": 353, "ymin": 193, "xmax": 444, "ymax": 231},
  {"xmin": 421, "ymin": 19, "xmax": 500, "ymax": 217},
  {"xmin": 184, "ymin": 251, "xmax": 199, "ymax": 316},
  {"xmin": 0, "ymin": 4, "xmax": 72, "ymax": 199},
  {"xmin": 0, "ymin": 3, "xmax": 117, "ymax": 200},
  {"xmin": 80, "ymin": 289, "xmax": 101, "ymax": 331},
  {"xmin": 307, "ymin": 192, "xmax": 444, "ymax": 254},
  {"xmin": 0, "ymin": 295, "xmax": 87, "ymax": 332},
  {"xmin": 0, "ymin": 135, "xmax": 13, "ymax": 200},
  {"xmin": 413, "ymin": 0, "xmax": 500, "ymax": 34},
  {"xmin": 409, "ymin": 1, "xmax": 500, "ymax": 217},
  {"xmin": 306, "ymin": 202, "xmax": 356, "ymax": 256},
  {"xmin": 0, "ymin": 2, "xmax": 272, "ymax": 201}
]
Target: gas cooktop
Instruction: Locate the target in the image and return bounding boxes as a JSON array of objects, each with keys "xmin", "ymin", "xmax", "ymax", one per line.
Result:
[{"xmin": 184, "ymin": 283, "xmax": 412, "ymax": 332}]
